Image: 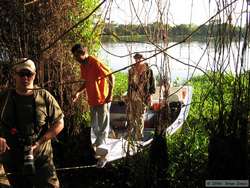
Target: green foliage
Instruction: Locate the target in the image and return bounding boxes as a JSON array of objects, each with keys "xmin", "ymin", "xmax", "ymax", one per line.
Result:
[
  {"xmin": 164, "ymin": 71, "xmax": 248, "ymax": 185},
  {"xmin": 167, "ymin": 123, "xmax": 208, "ymax": 186},
  {"xmin": 69, "ymin": 0, "xmax": 103, "ymax": 54},
  {"xmin": 65, "ymin": 0, "xmax": 103, "ymax": 130},
  {"xmin": 188, "ymin": 72, "xmax": 235, "ymax": 122},
  {"xmin": 73, "ymin": 105, "xmax": 91, "ymax": 129},
  {"xmin": 113, "ymin": 72, "xmax": 128, "ymax": 97},
  {"xmin": 102, "ymin": 22, "xmax": 245, "ymax": 42},
  {"xmin": 169, "ymin": 24, "xmax": 194, "ymax": 37},
  {"xmin": 102, "ymin": 34, "xmax": 148, "ymax": 43}
]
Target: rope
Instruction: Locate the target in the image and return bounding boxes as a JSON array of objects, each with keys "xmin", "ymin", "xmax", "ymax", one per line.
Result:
[
  {"xmin": 56, "ymin": 164, "xmax": 97, "ymax": 171},
  {"xmin": 2, "ymin": 0, "xmax": 240, "ymax": 87},
  {"xmin": 0, "ymin": 79, "xmax": 85, "ymax": 91},
  {"xmin": 97, "ymin": 0, "xmax": 240, "ymax": 82},
  {"xmin": 39, "ymin": 0, "xmax": 107, "ymax": 55},
  {"xmin": 4, "ymin": 0, "xmax": 107, "ymax": 69},
  {"xmin": 0, "ymin": 164, "xmax": 98, "ymax": 178}
]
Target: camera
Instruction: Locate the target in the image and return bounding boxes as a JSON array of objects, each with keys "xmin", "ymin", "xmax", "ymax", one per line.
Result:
[
  {"xmin": 22, "ymin": 139, "xmax": 36, "ymax": 176},
  {"xmin": 16, "ymin": 126, "xmax": 37, "ymax": 176}
]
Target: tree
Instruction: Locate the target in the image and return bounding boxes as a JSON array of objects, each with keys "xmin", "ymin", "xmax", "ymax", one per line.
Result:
[{"xmin": 68, "ymin": 0, "xmax": 103, "ymax": 55}]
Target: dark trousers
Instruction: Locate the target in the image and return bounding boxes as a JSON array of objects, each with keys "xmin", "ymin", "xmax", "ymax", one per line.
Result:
[{"xmin": 2, "ymin": 151, "xmax": 59, "ymax": 188}]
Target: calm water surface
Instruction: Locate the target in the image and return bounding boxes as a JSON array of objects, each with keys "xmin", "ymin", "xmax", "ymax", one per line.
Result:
[{"xmin": 99, "ymin": 42, "xmax": 250, "ymax": 82}]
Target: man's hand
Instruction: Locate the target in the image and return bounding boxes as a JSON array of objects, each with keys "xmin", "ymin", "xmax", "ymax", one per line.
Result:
[
  {"xmin": 73, "ymin": 84, "xmax": 85, "ymax": 103},
  {"xmin": 72, "ymin": 92, "xmax": 80, "ymax": 103},
  {"xmin": 31, "ymin": 142, "xmax": 40, "ymax": 155},
  {"xmin": 32, "ymin": 142, "xmax": 39, "ymax": 151},
  {"xmin": 105, "ymin": 74, "xmax": 114, "ymax": 103},
  {"xmin": 0, "ymin": 137, "xmax": 10, "ymax": 154}
]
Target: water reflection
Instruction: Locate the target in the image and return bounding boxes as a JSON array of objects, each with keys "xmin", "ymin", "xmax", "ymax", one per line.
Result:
[
  {"xmin": 99, "ymin": 42, "xmax": 250, "ymax": 82},
  {"xmin": 99, "ymin": 42, "xmax": 206, "ymax": 82}
]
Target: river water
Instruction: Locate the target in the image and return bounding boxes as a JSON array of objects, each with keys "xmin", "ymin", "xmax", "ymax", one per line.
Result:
[{"xmin": 99, "ymin": 41, "xmax": 250, "ymax": 82}]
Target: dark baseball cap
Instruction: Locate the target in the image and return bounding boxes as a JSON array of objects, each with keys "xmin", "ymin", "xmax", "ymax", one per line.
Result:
[
  {"xmin": 71, "ymin": 44, "xmax": 87, "ymax": 54},
  {"xmin": 133, "ymin": 53, "xmax": 143, "ymax": 59}
]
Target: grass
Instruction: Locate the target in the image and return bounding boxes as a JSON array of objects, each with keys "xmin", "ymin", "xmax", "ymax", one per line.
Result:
[{"xmin": 57, "ymin": 71, "xmax": 247, "ymax": 187}]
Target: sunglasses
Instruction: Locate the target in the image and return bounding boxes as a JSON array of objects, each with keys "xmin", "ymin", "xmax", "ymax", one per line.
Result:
[{"xmin": 16, "ymin": 70, "xmax": 34, "ymax": 78}]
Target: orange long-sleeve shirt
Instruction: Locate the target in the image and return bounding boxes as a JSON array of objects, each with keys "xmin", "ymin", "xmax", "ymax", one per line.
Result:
[{"xmin": 80, "ymin": 55, "xmax": 112, "ymax": 106}]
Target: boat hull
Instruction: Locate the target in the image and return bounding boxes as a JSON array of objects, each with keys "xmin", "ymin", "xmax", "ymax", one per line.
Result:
[{"xmin": 91, "ymin": 86, "xmax": 193, "ymax": 165}]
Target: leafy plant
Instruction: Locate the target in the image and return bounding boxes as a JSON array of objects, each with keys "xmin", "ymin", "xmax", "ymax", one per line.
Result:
[
  {"xmin": 113, "ymin": 72, "xmax": 128, "ymax": 97},
  {"xmin": 68, "ymin": 0, "xmax": 103, "ymax": 55},
  {"xmin": 188, "ymin": 72, "xmax": 235, "ymax": 124},
  {"xmin": 167, "ymin": 123, "xmax": 208, "ymax": 187}
]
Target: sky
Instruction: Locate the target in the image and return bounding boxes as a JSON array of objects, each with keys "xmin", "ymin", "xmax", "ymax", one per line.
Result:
[{"xmin": 104, "ymin": 0, "xmax": 247, "ymax": 26}]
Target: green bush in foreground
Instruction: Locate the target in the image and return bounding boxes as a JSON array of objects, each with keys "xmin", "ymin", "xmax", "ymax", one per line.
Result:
[{"xmin": 113, "ymin": 72, "xmax": 128, "ymax": 97}]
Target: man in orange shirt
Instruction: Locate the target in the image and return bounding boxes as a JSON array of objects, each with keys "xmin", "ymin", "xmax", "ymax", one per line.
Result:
[{"xmin": 71, "ymin": 44, "xmax": 114, "ymax": 167}]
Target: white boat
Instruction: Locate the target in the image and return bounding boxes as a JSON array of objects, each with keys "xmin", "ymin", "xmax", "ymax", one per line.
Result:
[{"xmin": 91, "ymin": 86, "xmax": 193, "ymax": 166}]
